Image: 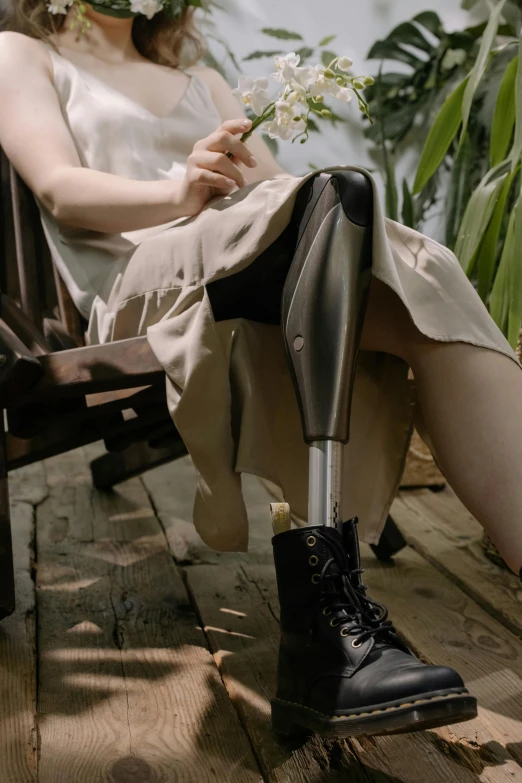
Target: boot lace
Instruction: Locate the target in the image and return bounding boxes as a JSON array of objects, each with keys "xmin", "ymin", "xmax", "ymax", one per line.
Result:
[{"xmin": 311, "ymin": 528, "xmax": 396, "ymax": 647}]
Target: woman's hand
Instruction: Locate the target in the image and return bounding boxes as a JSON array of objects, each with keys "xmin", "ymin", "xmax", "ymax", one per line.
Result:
[{"xmin": 178, "ymin": 118, "xmax": 258, "ymax": 216}]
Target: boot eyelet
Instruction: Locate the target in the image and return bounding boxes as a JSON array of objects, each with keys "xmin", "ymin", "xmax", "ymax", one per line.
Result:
[
  {"xmin": 311, "ymin": 574, "xmax": 320, "ymax": 584},
  {"xmin": 351, "ymin": 639, "xmax": 363, "ymax": 649},
  {"xmin": 330, "ymin": 618, "xmax": 340, "ymax": 628},
  {"xmin": 322, "ymin": 607, "xmax": 332, "ymax": 616},
  {"xmin": 308, "ymin": 555, "xmax": 319, "ymax": 567},
  {"xmin": 340, "ymin": 627, "xmax": 349, "ymax": 637},
  {"xmin": 306, "ymin": 535, "xmax": 317, "ymax": 547}
]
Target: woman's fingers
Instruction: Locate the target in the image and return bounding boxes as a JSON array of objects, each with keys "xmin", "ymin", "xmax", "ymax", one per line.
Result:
[
  {"xmin": 192, "ymin": 150, "xmax": 246, "ymax": 187},
  {"xmin": 194, "ymin": 169, "xmax": 237, "ymax": 190},
  {"xmin": 207, "ymin": 130, "xmax": 257, "ymax": 168},
  {"xmin": 194, "ymin": 119, "xmax": 257, "ymax": 168}
]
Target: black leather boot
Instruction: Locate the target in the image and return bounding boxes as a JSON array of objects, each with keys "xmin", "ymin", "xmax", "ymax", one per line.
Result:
[{"xmin": 271, "ymin": 519, "xmax": 478, "ymax": 738}]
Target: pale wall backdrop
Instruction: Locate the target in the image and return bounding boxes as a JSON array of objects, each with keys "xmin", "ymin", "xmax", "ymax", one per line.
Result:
[{"xmin": 206, "ymin": 0, "xmax": 480, "ymax": 205}]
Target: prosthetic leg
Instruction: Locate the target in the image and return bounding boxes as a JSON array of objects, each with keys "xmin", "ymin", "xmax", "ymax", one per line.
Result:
[{"xmin": 271, "ymin": 170, "xmax": 478, "ymax": 738}]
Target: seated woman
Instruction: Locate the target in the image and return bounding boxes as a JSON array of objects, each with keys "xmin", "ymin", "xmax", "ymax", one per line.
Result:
[{"xmin": 0, "ymin": 0, "xmax": 521, "ymax": 740}]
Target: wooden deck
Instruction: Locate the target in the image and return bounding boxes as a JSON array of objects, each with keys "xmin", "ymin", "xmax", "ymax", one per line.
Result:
[{"xmin": 1, "ymin": 444, "xmax": 521, "ymax": 783}]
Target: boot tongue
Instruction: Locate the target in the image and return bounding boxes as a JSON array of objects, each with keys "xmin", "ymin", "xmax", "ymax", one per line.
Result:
[{"xmin": 321, "ymin": 525, "xmax": 393, "ymax": 651}]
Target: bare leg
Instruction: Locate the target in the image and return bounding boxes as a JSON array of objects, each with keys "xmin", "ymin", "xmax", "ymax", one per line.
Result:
[{"xmin": 361, "ymin": 277, "xmax": 522, "ymax": 575}]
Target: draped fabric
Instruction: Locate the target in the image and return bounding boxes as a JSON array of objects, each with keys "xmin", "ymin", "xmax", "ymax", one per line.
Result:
[{"xmin": 38, "ymin": 41, "xmax": 520, "ymax": 551}]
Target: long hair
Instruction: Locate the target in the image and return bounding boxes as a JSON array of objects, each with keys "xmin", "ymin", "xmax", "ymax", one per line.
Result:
[{"xmin": 1, "ymin": 1, "xmax": 206, "ymax": 68}]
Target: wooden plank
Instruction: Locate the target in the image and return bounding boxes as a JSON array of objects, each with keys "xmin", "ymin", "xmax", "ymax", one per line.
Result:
[
  {"xmin": 0, "ymin": 461, "xmax": 47, "ymax": 783},
  {"xmin": 187, "ymin": 563, "xmax": 521, "ymax": 783},
  {"xmin": 143, "ymin": 458, "xmax": 522, "ymax": 780},
  {"xmin": 36, "ymin": 446, "xmax": 263, "ymax": 783},
  {"xmin": 187, "ymin": 564, "xmax": 383, "ymax": 782},
  {"xmin": 391, "ymin": 488, "xmax": 522, "ymax": 638},
  {"xmin": 358, "ymin": 543, "xmax": 522, "ymax": 773}
]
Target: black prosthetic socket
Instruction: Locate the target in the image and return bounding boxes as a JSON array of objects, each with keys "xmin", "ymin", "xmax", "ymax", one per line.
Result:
[{"xmin": 282, "ymin": 171, "xmax": 374, "ymax": 443}]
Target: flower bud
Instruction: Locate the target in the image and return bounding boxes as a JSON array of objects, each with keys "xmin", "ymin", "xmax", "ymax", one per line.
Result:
[
  {"xmin": 324, "ymin": 69, "xmax": 336, "ymax": 79},
  {"xmin": 313, "ymin": 94, "xmax": 324, "ymax": 103},
  {"xmin": 363, "ymin": 76, "xmax": 375, "ymax": 86},
  {"xmin": 321, "ymin": 109, "xmax": 333, "ymax": 118},
  {"xmin": 336, "ymin": 77, "xmax": 345, "ymax": 86},
  {"xmin": 352, "ymin": 79, "xmax": 364, "ymax": 90}
]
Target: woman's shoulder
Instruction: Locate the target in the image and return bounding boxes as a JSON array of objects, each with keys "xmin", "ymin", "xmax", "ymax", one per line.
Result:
[
  {"xmin": 0, "ymin": 31, "xmax": 52, "ymax": 78},
  {"xmin": 185, "ymin": 65, "xmax": 230, "ymax": 94}
]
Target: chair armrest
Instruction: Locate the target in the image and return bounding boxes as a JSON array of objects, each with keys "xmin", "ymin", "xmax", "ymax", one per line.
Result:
[{"xmin": 4, "ymin": 336, "xmax": 164, "ymax": 406}]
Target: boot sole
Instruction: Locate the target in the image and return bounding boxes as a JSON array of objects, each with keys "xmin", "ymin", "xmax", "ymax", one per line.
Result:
[{"xmin": 271, "ymin": 688, "xmax": 478, "ymax": 738}]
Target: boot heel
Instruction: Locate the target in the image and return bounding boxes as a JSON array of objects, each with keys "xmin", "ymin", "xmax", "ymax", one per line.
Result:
[{"xmin": 271, "ymin": 699, "xmax": 309, "ymax": 737}]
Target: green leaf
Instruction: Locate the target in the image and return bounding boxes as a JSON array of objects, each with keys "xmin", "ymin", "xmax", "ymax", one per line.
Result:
[
  {"xmin": 454, "ymin": 162, "xmax": 510, "ymax": 273},
  {"xmin": 296, "ymin": 47, "xmax": 315, "ymax": 62},
  {"xmin": 413, "ymin": 11, "xmax": 443, "ymax": 36},
  {"xmin": 306, "ymin": 117, "xmax": 320, "ymax": 133},
  {"xmin": 460, "ymin": 0, "xmax": 508, "ymax": 146},
  {"xmin": 401, "ymin": 178, "xmax": 415, "ymax": 228},
  {"xmin": 384, "ymin": 149, "xmax": 399, "ymax": 221},
  {"xmin": 490, "ymin": 206, "xmax": 515, "ymax": 335},
  {"xmin": 364, "ymin": 101, "xmax": 420, "ymax": 143},
  {"xmin": 367, "ymin": 40, "xmax": 423, "ymax": 68},
  {"xmin": 507, "ymin": 191, "xmax": 522, "ymax": 345},
  {"xmin": 243, "ymin": 49, "xmax": 284, "ymax": 61},
  {"xmin": 489, "ymin": 199, "xmax": 520, "ymax": 335},
  {"xmin": 321, "ymin": 50, "xmax": 338, "ymax": 68},
  {"xmin": 476, "ymin": 166, "xmax": 518, "ymax": 299},
  {"xmin": 445, "ymin": 132, "xmax": 475, "ymax": 249},
  {"xmin": 491, "ymin": 55, "xmax": 518, "ymax": 166},
  {"xmin": 412, "ymin": 76, "xmax": 469, "ymax": 194},
  {"xmin": 510, "ymin": 36, "xmax": 522, "ymax": 165},
  {"xmin": 384, "ymin": 22, "xmax": 434, "ymax": 54},
  {"xmin": 319, "ymin": 35, "xmax": 337, "ymax": 47},
  {"xmin": 261, "ymin": 27, "xmax": 303, "ymax": 41}
]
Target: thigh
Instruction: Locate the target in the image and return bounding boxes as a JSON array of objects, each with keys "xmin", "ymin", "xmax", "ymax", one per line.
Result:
[{"xmin": 360, "ymin": 276, "xmax": 432, "ymax": 362}]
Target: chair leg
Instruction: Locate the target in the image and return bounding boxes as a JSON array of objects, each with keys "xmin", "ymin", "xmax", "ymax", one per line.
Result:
[
  {"xmin": 0, "ymin": 413, "xmax": 15, "ymax": 620},
  {"xmin": 370, "ymin": 515, "xmax": 408, "ymax": 562},
  {"xmin": 91, "ymin": 439, "xmax": 188, "ymax": 490}
]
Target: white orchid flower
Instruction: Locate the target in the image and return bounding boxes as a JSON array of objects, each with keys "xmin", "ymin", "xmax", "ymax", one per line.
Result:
[
  {"xmin": 130, "ymin": 0, "xmax": 164, "ymax": 19},
  {"xmin": 262, "ymin": 99, "xmax": 306, "ymax": 140},
  {"xmin": 46, "ymin": 0, "xmax": 73, "ymax": 13},
  {"xmin": 271, "ymin": 52, "xmax": 301, "ymax": 84},
  {"xmin": 292, "ymin": 65, "xmax": 316, "ymax": 88},
  {"xmin": 331, "ymin": 86, "xmax": 353, "ymax": 103},
  {"xmin": 337, "ymin": 57, "xmax": 353, "ymax": 72},
  {"xmin": 232, "ymin": 76, "xmax": 272, "ymax": 117}
]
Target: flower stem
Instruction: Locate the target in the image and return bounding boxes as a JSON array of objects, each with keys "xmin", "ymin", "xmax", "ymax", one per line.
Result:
[{"xmin": 226, "ymin": 102, "xmax": 276, "ymax": 157}]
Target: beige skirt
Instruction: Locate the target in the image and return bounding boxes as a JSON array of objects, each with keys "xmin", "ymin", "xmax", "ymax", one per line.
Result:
[{"xmin": 89, "ymin": 166, "xmax": 520, "ymax": 552}]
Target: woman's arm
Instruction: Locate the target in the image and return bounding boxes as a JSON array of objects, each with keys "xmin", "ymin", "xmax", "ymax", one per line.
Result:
[
  {"xmin": 193, "ymin": 66, "xmax": 294, "ymax": 184},
  {"xmin": 0, "ymin": 32, "xmax": 204, "ymax": 233}
]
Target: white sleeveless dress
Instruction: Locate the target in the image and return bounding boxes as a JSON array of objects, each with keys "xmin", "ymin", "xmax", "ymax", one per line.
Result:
[{"xmin": 37, "ymin": 41, "xmax": 520, "ymax": 552}]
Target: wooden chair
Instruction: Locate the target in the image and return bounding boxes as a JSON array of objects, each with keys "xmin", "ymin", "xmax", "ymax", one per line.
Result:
[
  {"xmin": 0, "ymin": 148, "xmax": 407, "ymax": 619},
  {"xmin": 0, "ymin": 148, "xmax": 190, "ymax": 619}
]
